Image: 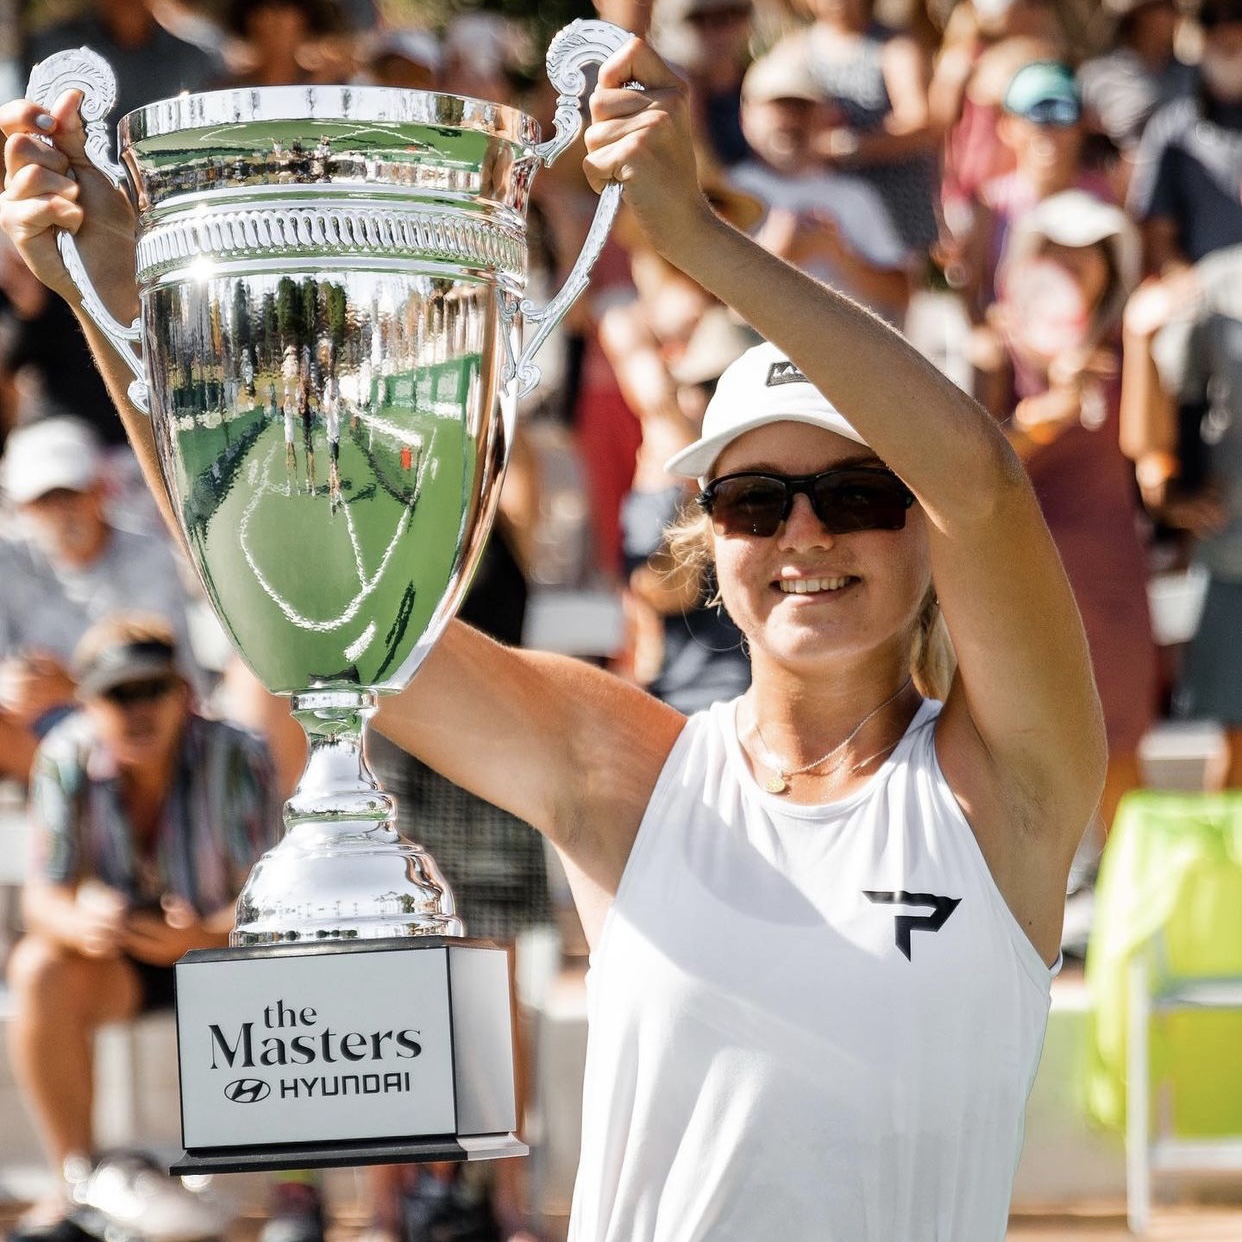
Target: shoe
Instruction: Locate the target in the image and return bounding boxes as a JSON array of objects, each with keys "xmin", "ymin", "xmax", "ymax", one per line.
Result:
[
  {"xmin": 73, "ymin": 1150, "xmax": 232, "ymax": 1242},
  {"xmin": 6, "ymin": 1180, "xmax": 100, "ymax": 1242},
  {"xmin": 6, "ymin": 1212, "xmax": 100, "ymax": 1242},
  {"xmin": 259, "ymin": 1178, "xmax": 326, "ymax": 1242}
]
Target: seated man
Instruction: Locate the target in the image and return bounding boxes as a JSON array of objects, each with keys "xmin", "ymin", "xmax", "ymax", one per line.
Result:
[
  {"xmin": 5, "ymin": 613, "xmax": 278, "ymax": 1242},
  {"xmin": 0, "ymin": 417, "xmax": 206, "ymax": 783}
]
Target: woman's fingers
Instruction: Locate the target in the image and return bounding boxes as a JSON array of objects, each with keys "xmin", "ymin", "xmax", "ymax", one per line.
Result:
[{"xmin": 595, "ymin": 35, "xmax": 680, "ymax": 95}]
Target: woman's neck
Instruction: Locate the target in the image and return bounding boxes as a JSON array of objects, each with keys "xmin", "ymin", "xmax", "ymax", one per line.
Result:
[{"xmin": 740, "ymin": 672, "xmax": 921, "ymax": 801}]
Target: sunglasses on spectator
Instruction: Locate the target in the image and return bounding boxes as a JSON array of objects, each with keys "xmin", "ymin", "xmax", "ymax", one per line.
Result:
[
  {"xmin": 1018, "ymin": 98, "xmax": 1081, "ymax": 126},
  {"xmin": 697, "ymin": 466, "xmax": 915, "ymax": 538},
  {"xmin": 686, "ymin": 6, "xmax": 751, "ymax": 25},
  {"xmin": 102, "ymin": 676, "xmax": 180, "ymax": 707}
]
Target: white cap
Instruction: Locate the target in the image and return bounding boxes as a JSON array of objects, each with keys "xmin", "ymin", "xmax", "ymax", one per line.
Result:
[
  {"xmin": 999, "ymin": 189, "xmax": 1140, "ymax": 325},
  {"xmin": 1, "ymin": 417, "xmax": 102, "ymax": 505},
  {"xmin": 362, "ymin": 27, "xmax": 442, "ymax": 74},
  {"xmin": 665, "ymin": 341, "xmax": 864, "ymax": 479}
]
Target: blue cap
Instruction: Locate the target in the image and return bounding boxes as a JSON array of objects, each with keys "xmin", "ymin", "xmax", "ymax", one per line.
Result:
[{"xmin": 1003, "ymin": 61, "xmax": 1082, "ymax": 125}]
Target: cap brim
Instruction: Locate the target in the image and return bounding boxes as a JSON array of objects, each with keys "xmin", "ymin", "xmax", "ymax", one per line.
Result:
[
  {"xmin": 77, "ymin": 657, "xmax": 181, "ymax": 700},
  {"xmin": 665, "ymin": 410, "xmax": 868, "ymax": 479},
  {"xmin": 4, "ymin": 469, "xmax": 95, "ymax": 506}
]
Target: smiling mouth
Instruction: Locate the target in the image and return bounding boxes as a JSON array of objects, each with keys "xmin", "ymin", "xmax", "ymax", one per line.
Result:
[{"xmin": 777, "ymin": 575, "xmax": 856, "ymax": 595}]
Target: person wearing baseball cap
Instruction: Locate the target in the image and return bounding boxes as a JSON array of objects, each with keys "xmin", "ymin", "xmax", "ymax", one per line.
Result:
[
  {"xmin": 1, "ymin": 31, "xmax": 1103, "ymax": 1242},
  {"xmin": 0, "ymin": 418, "xmax": 204, "ymax": 784},
  {"xmin": 5, "ymin": 613, "xmax": 276, "ymax": 1242}
]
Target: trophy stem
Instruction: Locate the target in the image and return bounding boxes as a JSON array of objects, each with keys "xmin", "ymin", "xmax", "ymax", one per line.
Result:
[
  {"xmin": 231, "ymin": 687, "xmax": 463, "ymax": 946},
  {"xmin": 284, "ymin": 688, "xmax": 395, "ymax": 837}
]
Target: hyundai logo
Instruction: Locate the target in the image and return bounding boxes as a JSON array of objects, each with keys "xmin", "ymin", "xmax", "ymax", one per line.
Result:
[{"xmin": 224, "ymin": 1078, "xmax": 271, "ymax": 1103}]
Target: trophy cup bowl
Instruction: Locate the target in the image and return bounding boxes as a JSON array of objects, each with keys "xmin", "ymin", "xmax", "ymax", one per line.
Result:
[{"xmin": 27, "ymin": 20, "xmax": 631, "ymax": 1170}]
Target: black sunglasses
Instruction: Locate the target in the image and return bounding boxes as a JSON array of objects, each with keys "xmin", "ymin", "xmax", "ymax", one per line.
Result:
[
  {"xmin": 102, "ymin": 676, "xmax": 179, "ymax": 707},
  {"xmin": 697, "ymin": 466, "xmax": 915, "ymax": 538}
]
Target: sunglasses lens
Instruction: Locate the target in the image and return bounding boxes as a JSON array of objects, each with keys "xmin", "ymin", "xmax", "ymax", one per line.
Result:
[
  {"xmin": 705, "ymin": 476, "xmax": 788, "ymax": 536},
  {"xmin": 105, "ymin": 677, "xmax": 175, "ymax": 706},
  {"xmin": 703, "ymin": 469, "xmax": 913, "ymax": 537},
  {"xmin": 811, "ymin": 471, "xmax": 912, "ymax": 533}
]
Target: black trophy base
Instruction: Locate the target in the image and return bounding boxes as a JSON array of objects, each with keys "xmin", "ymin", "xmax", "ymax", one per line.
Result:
[{"xmin": 170, "ymin": 1132, "xmax": 528, "ymax": 1175}]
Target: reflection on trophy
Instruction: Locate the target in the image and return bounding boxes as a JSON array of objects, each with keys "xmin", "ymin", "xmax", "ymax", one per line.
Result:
[{"xmin": 27, "ymin": 19, "xmax": 629, "ymax": 1172}]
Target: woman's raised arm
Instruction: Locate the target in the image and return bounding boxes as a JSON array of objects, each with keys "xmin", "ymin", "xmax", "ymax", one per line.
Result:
[{"xmin": 583, "ymin": 38, "xmax": 1105, "ymax": 923}]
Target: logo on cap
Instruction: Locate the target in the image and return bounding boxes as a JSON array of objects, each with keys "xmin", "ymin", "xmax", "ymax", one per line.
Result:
[{"xmin": 766, "ymin": 360, "xmax": 809, "ymax": 387}]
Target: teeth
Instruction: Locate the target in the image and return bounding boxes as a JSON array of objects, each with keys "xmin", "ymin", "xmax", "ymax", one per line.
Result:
[{"xmin": 779, "ymin": 576, "xmax": 850, "ymax": 594}]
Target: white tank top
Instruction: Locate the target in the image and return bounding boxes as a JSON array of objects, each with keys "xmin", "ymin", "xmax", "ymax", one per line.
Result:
[{"xmin": 568, "ymin": 697, "xmax": 1055, "ymax": 1242}]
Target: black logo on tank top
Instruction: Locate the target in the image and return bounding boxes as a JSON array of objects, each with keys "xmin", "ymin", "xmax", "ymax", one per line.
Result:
[{"xmin": 863, "ymin": 891, "xmax": 961, "ymax": 961}]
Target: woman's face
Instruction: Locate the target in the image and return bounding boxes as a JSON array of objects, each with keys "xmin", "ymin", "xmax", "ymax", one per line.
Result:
[
  {"xmin": 1041, "ymin": 240, "xmax": 1111, "ymax": 312},
  {"xmin": 709, "ymin": 421, "xmax": 930, "ymax": 673},
  {"xmin": 85, "ymin": 676, "xmax": 190, "ymax": 771}
]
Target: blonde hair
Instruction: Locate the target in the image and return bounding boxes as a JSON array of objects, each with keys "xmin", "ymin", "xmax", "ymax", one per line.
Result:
[{"xmin": 663, "ymin": 506, "xmax": 957, "ymax": 701}]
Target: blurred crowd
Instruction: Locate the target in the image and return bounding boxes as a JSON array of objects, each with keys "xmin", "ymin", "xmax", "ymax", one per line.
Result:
[{"xmin": 2, "ymin": 0, "xmax": 1242, "ymax": 1238}]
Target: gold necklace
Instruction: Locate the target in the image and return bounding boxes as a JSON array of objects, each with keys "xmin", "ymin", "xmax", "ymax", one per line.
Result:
[{"xmin": 749, "ymin": 677, "xmax": 913, "ymax": 795}]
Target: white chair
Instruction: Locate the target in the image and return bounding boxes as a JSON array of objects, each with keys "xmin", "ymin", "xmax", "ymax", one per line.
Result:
[{"xmin": 1125, "ymin": 924, "xmax": 1242, "ymax": 1232}]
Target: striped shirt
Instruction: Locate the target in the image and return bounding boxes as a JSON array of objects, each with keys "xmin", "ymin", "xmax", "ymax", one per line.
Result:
[{"xmin": 29, "ymin": 712, "xmax": 278, "ymax": 915}]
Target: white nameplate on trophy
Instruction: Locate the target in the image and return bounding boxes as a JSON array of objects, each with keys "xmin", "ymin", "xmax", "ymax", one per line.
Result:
[{"xmin": 174, "ymin": 938, "xmax": 522, "ymax": 1170}]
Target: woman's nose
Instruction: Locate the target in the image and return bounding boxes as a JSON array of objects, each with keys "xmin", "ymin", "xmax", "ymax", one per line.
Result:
[{"xmin": 778, "ymin": 491, "xmax": 833, "ymax": 547}]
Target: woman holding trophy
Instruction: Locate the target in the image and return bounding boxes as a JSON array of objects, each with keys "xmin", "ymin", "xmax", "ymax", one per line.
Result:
[{"xmin": 0, "ymin": 34, "xmax": 1101, "ymax": 1242}]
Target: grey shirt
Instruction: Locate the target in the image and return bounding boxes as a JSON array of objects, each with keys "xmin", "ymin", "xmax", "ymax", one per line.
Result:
[{"xmin": 0, "ymin": 524, "xmax": 206, "ymax": 693}]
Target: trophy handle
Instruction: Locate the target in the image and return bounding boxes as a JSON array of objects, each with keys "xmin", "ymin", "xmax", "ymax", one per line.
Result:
[
  {"xmin": 25, "ymin": 49, "xmax": 149, "ymax": 413},
  {"xmin": 503, "ymin": 19, "xmax": 632, "ymax": 398}
]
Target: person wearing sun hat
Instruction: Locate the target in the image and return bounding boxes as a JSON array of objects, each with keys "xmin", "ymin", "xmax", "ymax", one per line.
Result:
[
  {"xmin": 0, "ymin": 32, "xmax": 1104, "ymax": 1242},
  {"xmin": 965, "ymin": 57, "xmax": 1114, "ymax": 404},
  {"xmin": 991, "ymin": 188, "xmax": 1157, "ymax": 940}
]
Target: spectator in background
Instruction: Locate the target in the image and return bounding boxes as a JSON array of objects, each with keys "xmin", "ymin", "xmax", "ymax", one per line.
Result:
[
  {"xmin": 442, "ymin": 12, "xmax": 531, "ymax": 106},
  {"xmin": 355, "ymin": 26, "xmax": 441, "ymax": 91},
  {"xmin": 773, "ymin": 0, "xmax": 940, "ymax": 253},
  {"xmin": 932, "ymin": 0, "xmax": 1065, "ymax": 222},
  {"xmin": 933, "ymin": 32, "xmax": 1063, "ymax": 284},
  {"xmin": 0, "ymin": 233, "xmax": 123, "ymax": 450},
  {"xmin": 1128, "ymin": 0, "xmax": 1242, "ymax": 275},
  {"xmin": 5, "ymin": 614, "xmax": 277, "ymax": 1242},
  {"xmin": 1077, "ymin": 0, "xmax": 1194, "ymax": 191},
  {"xmin": 971, "ymin": 61, "xmax": 1115, "ymax": 315},
  {"xmin": 621, "ymin": 305, "xmax": 755, "ymax": 715},
  {"xmin": 731, "ymin": 41, "xmax": 912, "ymax": 322},
  {"xmin": 992, "ymin": 191, "xmax": 1156, "ymax": 862},
  {"xmin": 652, "ymin": 0, "xmax": 756, "ymax": 168},
  {"xmin": 0, "ymin": 418, "xmax": 204, "ymax": 783},
  {"xmin": 23, "ymin": 0, "xmax": 221, "ymax": 153},
  {"xmin": 1120, "ymin": 243, "xmax": 1242, "ymax": 786},
  {"xmin": 215, "ymin": 0, "xmax": 346, "ymax": 89},
  {"xmin": 964, "ymin": 61, "xmax": 1116, "ymax": 409}
]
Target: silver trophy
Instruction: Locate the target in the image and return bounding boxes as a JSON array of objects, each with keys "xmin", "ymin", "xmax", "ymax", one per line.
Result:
[{"xmin": 28, "ymin": 20, "xmax": 629, "ymax": 1172}]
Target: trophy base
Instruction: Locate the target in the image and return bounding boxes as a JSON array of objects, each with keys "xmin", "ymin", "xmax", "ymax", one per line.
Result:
[
  {"xmin": 170, "ymin": 1131, "xmax": 528, "ymax": 1175},
  {"xmin": 173, "ymin": 937, "xmax": 522, "ymax": 1175}
]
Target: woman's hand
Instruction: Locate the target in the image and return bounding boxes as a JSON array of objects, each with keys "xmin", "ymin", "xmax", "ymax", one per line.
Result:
[
  {"xmin": 0, "ymin": 89, "xmax": 138, "ymax": 321},
  {"xmin": 583, "ymin": 38, "xmax": 716, "ymax": 263}
]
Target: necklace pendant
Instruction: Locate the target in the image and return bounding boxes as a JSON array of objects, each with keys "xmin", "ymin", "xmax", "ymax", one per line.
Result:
[{"xmin": 764, "ymin": 773, "xmax": 790, "ymax": 795}]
